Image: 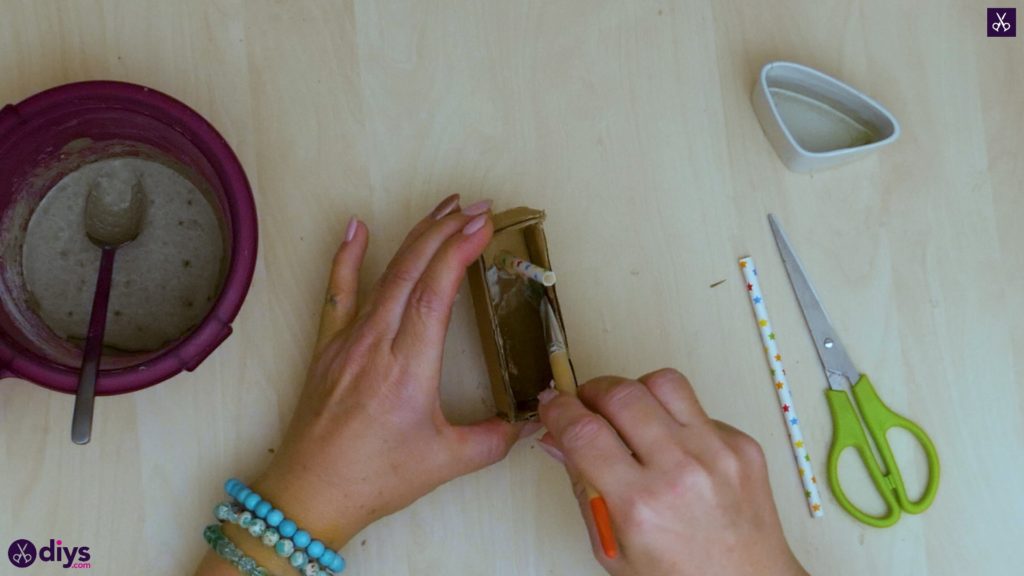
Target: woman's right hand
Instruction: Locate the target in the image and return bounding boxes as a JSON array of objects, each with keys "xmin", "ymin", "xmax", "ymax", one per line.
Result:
[{"xmin": 537, "ymin": 369, "xmax": 808, "ymax": 576}]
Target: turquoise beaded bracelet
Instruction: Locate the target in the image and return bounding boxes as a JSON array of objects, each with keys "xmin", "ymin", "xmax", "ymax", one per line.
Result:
[
  {"xmin": 215, "ymin": 501, "xmax": 333, "ymax": 576},
  {"xmin": 222, "ymin": 479, "xmax": 346, "ymax": 574},
  {"xmin": 204, "ymin": 523, "xmax": 278, "ymax": 576}
]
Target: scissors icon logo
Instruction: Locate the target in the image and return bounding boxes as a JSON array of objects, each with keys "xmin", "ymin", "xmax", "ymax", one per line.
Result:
[
  {"xmin": 7, "ymin": 539, "xmax": 37, "ymax": 567},
  {"xmin": 993, "ymin": 12, "xmax": 1011, "ymax": 31},
  {"xmin": 988, "ymin": 7, "xmax": 1016, "ymax": 36}
]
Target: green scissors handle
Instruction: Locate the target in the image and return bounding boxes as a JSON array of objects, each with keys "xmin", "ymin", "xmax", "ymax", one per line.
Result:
[{"xmin": 826, "ymin": 375, "xmax": 941, "ymax": 528}]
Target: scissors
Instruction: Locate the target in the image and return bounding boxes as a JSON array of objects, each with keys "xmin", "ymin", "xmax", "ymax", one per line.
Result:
[
  {"xmin": 993, "ymin": 11, "xmax": 1011, "ymax": 32},
  {"xmin": 11, "ymin": 542, "xmax": 34, "ymax": 564},
  {"xmin": 769, "ymin": 215, "xmax": 940, "ymax": 528}
]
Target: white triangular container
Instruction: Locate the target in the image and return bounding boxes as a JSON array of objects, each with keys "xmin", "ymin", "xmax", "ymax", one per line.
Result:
[{"xmin": 752, "ymin": 61, "xmax": 900, "ymax": 173}]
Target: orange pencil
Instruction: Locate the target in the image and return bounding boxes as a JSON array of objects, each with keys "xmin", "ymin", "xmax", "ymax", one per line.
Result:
[{"xmin": 541, "ymin": 297, "xmax": 619, "ymax": 559}]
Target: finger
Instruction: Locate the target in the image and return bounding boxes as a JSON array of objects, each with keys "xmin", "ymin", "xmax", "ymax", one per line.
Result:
[
  {"xmin": 637, "ymin": 368, "xmax": 708, "ymax": 425},
  {"xmin": 578, "ymin": 376, "xmax": 681, "ymax": 463},
  {"xmin": 394, "ymin": 193, "xmax": 461, "ymax": 255},
  {"xmin": 447, "ymin": 416, "xmax": 528, "ymax": 476},
  {"xmin": 392, "ymin": 211, "xmax": 493, "ymax": 361},
  {"xmin": 538, "ymin": 389, "xmax": 639, "ymax": 493},
  {"xmin": 367, "ymin": 200, "xmax": 492, "ymax": 338},
  {"xmin": 315, "ymin": 217, "xmax": 368, "ymax": 353},
  {"xmin": 537, "ymin": 432, "xmax": 566, "ymax": 464}
]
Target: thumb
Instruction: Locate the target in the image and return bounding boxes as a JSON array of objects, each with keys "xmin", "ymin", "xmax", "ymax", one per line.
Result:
[{"xmin": 448, "ymin": 417, "xmax": 539, "ymax": 475}]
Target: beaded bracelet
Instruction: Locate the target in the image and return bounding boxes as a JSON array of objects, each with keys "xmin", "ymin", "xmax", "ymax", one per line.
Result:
[
  {"xmin": 215, "ymin": 501, "xmax": 333, "ymax": 576},
  {"xmin": 221, "ymin": 478, "xmax": 346, "ymax": 574},
  {"xmin": 204, "ymin": 523, "xmax": 278, "ymax": 576}
]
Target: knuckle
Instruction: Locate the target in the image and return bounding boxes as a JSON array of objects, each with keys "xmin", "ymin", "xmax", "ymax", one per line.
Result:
[
  {"xmin": 343, "ymin": 337, "xmax": 375, "ymax": 366},
  {"xmin": 578, "ymin": 375, "xmax": 619, "ymax": 401},
  {"xmin": 671, "ymin": 459, "xmax": 713, "ymax": 493},
  {"xmin": 643, "ymin": 367, "xmax": 687, "ymax": 387},
  {"xmin": 340, "ymin": 321, "xmax": 386, "ymax": 364},
  {"xmin": 671, "ymin": 450, "xmax": 712, "ymax": 481},
  {"xmin": 600, "ymin": 380, "xmax": 647, "ymax": 411},
  {"xmin": 714, "ymin": 420, "xmax": 766, "ymax": 467},
  {"xmin": 734, "ymin": 431, "xmax": 767, "ymax": 467},
  {"xmin": 632, "ymin": 450, "xmax": 714, "ymax": 500},
  {"xmin": 714, "ymin": 446, "xmax": 744, "ymax": 479},
  {"xmin": 619, "ymin": 490, "xmax": 663, "ymax": 532},
  {"xmin": 559, "ymin": 414, "xmax": 606, "ymax": 451},
  {"xmin": 473, "ymin": 431, "xmax": 511, "ymax": 465},
  {"xmin": 649, "ymin": 367, "xmax": 686, "ymax": 381},
  {"xmin": 352, "ymin": 310, "xmax": 387, "ymax": 340},
  {"xmin": 585, "ymin": 375, "xmax": 628, "ymax": 386},
  {"xmin": 409, "ymin": 282, "xmax": 449, "ymax": 319},
  {"xmin": 383, "ymin": 264, "xmax": 421, "ymax": 287}
]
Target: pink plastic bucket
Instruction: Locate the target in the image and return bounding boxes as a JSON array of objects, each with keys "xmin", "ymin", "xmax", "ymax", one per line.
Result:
[{"xmin": 0, "ymin": 81, "xmax": 257, "ymax": 395}]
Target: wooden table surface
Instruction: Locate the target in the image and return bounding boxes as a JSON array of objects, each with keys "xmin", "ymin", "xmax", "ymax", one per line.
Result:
[{"xmin": 2, "ymin": 1, "xmax": 1022, "ymax": 574}]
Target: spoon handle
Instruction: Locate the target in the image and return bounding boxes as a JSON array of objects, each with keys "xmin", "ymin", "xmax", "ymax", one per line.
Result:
[{"xmin": 72, "ymin": 247, "xmax": 116, "ymax": 445}]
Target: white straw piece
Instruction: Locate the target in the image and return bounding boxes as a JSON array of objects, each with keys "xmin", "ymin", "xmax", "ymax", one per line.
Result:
[{"xmin": 496, "ymin": 251, "xmax": 556, "ymax": 286}]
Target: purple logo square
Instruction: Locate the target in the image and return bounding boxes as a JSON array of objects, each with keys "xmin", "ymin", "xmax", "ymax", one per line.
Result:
[
  {"xmin": 7, "ymin": 539, "xmax": 36, "ymax": 567},
  {"xmin": 988, "ymin": 8, "xmax": 1016, "ymax": 37}
]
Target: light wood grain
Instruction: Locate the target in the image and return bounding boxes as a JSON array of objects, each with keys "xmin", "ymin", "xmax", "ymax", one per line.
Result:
[{"xmin": 1, "ymin": 1, "xmax": 1022, "ymax": 574}]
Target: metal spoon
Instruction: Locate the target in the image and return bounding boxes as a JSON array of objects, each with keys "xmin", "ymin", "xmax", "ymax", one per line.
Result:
[{"xmin": 71, "ymin": 172, "xmax": 146, "ymax": 445}]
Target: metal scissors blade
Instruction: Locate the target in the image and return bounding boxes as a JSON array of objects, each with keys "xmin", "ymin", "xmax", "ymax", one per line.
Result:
[{"xmin": 768, "ymin": 215, "xmax": 860, "ymax": 390}]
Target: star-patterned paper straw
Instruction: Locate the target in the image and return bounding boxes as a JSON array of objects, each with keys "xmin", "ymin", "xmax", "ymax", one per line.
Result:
[
  {"xmin": 739, "ymin": 256, "xmax": 824, "ymax": 518},
  {"xmin": 496, "ymin": 251, "xmax": 557, "ymax": 286}
]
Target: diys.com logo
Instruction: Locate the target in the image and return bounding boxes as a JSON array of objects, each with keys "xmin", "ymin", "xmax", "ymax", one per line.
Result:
[{"xmin": 7, "ymin": 538, "xmax": 92, "ymax": 569}]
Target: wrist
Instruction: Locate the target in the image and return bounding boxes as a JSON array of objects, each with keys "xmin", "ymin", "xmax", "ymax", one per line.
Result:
[
  {"xmin": 213, "ymin": 471, "xmax": 366, "ymax": 575},
  {"xmin": 249, "ymin": 463, "xmax": 375, "ymax": 550}
]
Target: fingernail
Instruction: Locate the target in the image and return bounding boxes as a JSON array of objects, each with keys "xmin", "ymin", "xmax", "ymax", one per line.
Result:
[
  {"xmin": 537, "ymin": 441, "xmax": 566, "ymax": 464},
  {"xmin": 519, "ymin": 421, "xmax": 543, "ymax": 439},
  {"xmin": 462, "ymin": 213, "xmax": 487, "ymax": 235},
  {"xmin": 345, "ymin": 216, "xmax": 358, "ymax": 243},
  {"xmin": 431, "ymin": 193, "xmax": 460, "ymax": 220},
  {"xmin": 538, "ymin": 388, "xmax": 558, "ymax": 405},
  {"xmin": 461, "ymin": 199, "xmax": 492, "ymax": 216}
]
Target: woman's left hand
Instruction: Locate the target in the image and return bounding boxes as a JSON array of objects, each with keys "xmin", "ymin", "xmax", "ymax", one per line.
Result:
[{"xmin": 246, "ymin": 195, "xmax": 533, "ymax": 549}]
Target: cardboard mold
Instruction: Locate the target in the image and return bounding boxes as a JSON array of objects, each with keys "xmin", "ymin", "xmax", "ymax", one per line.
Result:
[{"xmin": 467, "ymin": 207, "xmax": 576, "ymax": 422}]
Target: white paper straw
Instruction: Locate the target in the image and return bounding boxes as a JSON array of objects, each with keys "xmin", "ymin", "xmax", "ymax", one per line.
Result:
[
  {"xmin": 496, "ymin": 251, "xmax": 556, "ymax": 286},
  {"xmin": 740, "ymin": 256, "xmax": 824, "ymax": 518}
]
